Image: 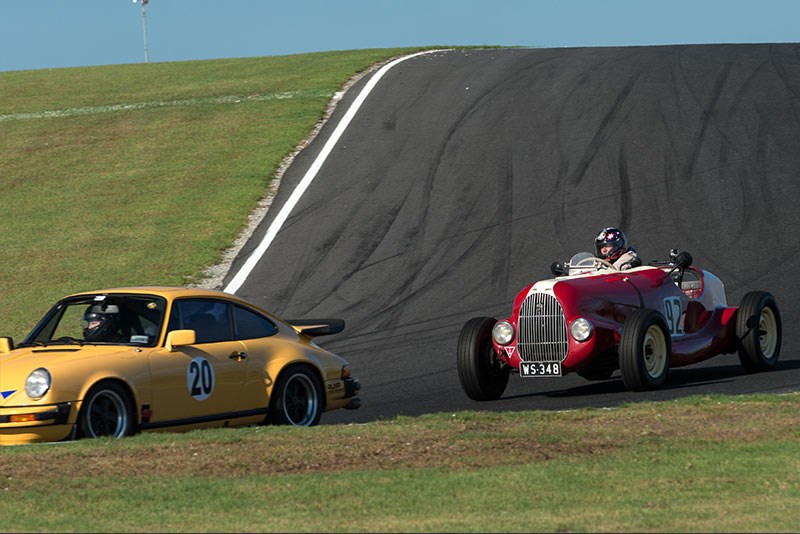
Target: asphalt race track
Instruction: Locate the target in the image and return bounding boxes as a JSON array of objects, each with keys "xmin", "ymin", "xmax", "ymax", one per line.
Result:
[{"xmin": 225, "ymin": 45, "xmax": 800, "ymax": 424}]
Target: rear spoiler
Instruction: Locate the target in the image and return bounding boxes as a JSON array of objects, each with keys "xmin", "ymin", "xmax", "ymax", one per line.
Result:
[{"xmin": 287, "ymin": 318, "xmax": 345, "ymax": 337}]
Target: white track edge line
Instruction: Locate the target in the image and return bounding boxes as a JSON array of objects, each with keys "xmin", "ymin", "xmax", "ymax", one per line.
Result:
[{"xmin": 223, "ymin": 49, "xmax": 445, "ymax": 295}]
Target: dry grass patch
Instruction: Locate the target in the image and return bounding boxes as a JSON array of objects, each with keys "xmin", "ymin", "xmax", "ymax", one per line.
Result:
[{"xmin": 2, "ymin": 394, "xmax": 797, "ymax": 486}]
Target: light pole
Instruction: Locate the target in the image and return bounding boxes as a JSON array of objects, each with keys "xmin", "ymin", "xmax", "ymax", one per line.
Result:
[{"xmin": 132, "ymin": 0, "xmax": 149, "ymax": 63}]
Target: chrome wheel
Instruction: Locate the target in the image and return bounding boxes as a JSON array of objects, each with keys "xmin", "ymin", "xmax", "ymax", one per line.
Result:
[
  {"xmin": 282, "ymin": 373, "xmax": 319, "ymax": 426},
  {"xmin": 80, "ymin": 384, "xmax": 132, "ymax": 439},
  {"xmin": 268, "ymin": 366, "xmax": 323, "ymax": 426}
]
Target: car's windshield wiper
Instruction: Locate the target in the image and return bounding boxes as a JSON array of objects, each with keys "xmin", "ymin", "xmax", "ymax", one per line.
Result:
[
  {"xmin": 49, "ymin": 336, "xmax": 85, "ymax": 346},
  {"xmin": 16, "ymin": 341, "xmax": 48, "ymax": 348}
]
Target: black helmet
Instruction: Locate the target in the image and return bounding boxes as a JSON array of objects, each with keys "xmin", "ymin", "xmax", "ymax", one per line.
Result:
[
  {"xmin": 82, "ymin": 304, "xmax": 120, "ymax": 342},
  {"xmin": 594, "ymin": 227, "xmax": 627, "ymax": 261}
]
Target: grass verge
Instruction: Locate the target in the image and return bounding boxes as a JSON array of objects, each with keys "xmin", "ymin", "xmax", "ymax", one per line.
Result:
[
  {"xmin": 1, "ymin": 394, "xmax": 798, "ymax": 532},
  {"xmin": 0, "ymin": 48, "xmax": 427, "ymax": 341}
]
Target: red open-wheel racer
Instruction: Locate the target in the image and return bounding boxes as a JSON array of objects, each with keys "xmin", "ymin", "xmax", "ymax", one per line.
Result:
[{"xmin": 457, "ymin": 249, "xmax": 781, "ymax": 400}]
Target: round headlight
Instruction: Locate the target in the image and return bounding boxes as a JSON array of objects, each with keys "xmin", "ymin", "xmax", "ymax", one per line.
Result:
[
  {"xmin": 570, "ymin": 318, "xmax": 593, "ymax": 342},
  {"xmin": 26, "ymin": 368, "xmax": 51, "ymax": 399},
  {"xmin": 492, "ymin": 321, "xmax": 515, "ymax": 345}
]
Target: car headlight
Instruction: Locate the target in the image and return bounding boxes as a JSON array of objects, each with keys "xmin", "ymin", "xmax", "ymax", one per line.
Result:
[
  {"xmin": 570, "ymin": 318, "xmax": 593, "ymax": 342},
  {"xmin": 492, "ymin": 321, "xmax": 515, "ymax": 345},
  {"xmin": 26, "ymin": 368, "xmax": 51, "ymax": 399}
]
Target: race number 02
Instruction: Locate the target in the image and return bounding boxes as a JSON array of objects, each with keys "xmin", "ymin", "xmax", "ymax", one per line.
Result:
[
  {"xmin": 187, "ymin": 356, "xmax": 215, "ymax": 400},
  {"xmin": 663, "ymin": 297, "xmax": 684, "ymax": 336}
]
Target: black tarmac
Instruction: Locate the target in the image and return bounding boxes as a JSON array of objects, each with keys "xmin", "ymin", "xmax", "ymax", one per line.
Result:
[{"xmin": 225, "ymin": 45, "xmax": 800, "ymax": 423}]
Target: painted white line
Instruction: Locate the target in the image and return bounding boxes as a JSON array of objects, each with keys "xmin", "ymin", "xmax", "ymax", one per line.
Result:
[
  {"xmin": 0, "ymin": 90, "xmax": 331, "ymax": 122},
  {"xmin": 223, "ymin": 50, "xmax": 442, "ymax": 295}
]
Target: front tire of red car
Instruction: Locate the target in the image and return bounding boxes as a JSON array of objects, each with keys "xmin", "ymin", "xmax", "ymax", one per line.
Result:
[
  {"xmin": 736, "ymin": 291, "xmax": 781, "ymax": 373},
  {"xmin": 457, "ymin": 317, "xmax": 509, "ymax": 401},
  {"xmin": 619, "ymin": 309, "xmax": 671, "ymax": 391}
]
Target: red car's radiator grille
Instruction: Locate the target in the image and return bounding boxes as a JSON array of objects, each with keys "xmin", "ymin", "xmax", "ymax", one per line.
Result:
[{"xmin": 518, "ymin": 292, "xmax": 568, "ymax": 362}]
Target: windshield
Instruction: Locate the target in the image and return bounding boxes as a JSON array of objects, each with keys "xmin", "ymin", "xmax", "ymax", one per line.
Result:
[
  {"xmin": 21, "ymin": 294, "xmax": 167, "ymax": 347},
  {"xmin": 567, "ymin": 252, "xmax": 598, "ymax": 275}
]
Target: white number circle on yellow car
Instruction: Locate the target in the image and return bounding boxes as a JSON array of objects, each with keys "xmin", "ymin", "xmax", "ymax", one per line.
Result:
[{"xmin": 187, "ymin": 356, "xmax": 215, "ymax": 400}]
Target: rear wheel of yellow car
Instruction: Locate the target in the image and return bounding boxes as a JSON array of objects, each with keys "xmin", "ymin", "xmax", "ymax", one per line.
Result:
[
  {"xmin": 268, "ymin": 365, "xmax": 323, "ymax": 426},
  {"xmin": 78, "ymin": 381, "xmax": 135, "ymax": 439}
]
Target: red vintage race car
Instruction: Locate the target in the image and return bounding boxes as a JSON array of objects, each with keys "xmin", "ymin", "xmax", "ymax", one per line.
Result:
[{"xmin": 457, "ymin": 250, "xmax": 782, "ymax": 400}]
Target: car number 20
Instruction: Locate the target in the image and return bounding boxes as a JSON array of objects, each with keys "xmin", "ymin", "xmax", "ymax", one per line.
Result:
[{"xmin": 187, "ymin": 356, "xmax": 215, "ymax": 400}]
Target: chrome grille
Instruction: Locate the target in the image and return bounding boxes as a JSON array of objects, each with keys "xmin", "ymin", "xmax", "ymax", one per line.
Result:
[{"xmin": 518, "ymin": 292, "xmax": 568, "ymax": 362}]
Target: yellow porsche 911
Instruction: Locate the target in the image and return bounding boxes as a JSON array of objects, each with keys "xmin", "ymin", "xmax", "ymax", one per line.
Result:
[{"xmin": 0, "ymin": 287, "xmax": 361, "ymax": 445}]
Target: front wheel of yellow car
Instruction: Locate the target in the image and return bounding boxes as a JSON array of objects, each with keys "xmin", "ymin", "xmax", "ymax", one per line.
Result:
[
  {"xmin": 268, "ymin": 365, "xmax": 323, "ymax": 426},
  {"xmin": 78, "ymin": 381, "xmax": 135, "ymax": 439}
]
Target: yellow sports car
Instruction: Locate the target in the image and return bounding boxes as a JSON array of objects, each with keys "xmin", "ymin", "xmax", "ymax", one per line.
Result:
[{"xmin": 0, "ymin": 287, "xmax": 360, "ymax": 445}]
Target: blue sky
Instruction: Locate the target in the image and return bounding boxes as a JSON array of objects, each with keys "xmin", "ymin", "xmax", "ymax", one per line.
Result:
[{"xmin": 1, "ymin": 0, "xmax": 799, "ymax": 72}]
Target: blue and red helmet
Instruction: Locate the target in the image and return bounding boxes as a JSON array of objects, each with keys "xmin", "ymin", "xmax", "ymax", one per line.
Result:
[{"xmin": 594, "ymin": 227, "xmax": 628, "ymax": 261}]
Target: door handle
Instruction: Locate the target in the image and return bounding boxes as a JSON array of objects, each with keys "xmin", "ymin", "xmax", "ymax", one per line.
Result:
[{"xmin": 229, "ymin": 351, "xmax": 247, "ymax": 361}]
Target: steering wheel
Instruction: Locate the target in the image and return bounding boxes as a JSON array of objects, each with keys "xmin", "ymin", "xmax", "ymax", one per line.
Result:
[{"xmin": 592, "ymin": 258, "xmax": 617, "ymax": 270}]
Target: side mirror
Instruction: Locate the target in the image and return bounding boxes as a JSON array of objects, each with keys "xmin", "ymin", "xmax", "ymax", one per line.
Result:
[
  {"xmin": 667, "ymin": 251, "xmax": 693, "ymax": 282},
  {"xmin": 0, "ymin": 337, "xmax": 14, "ymax": 355},
  {"xmin": 551, "ymin": 262, "xmax": 567, "ymax": 277},
  {"xmin": 674, "ymin": 251, "xmax": 693, "ymax": 270},
  {"xmin": 165, "ymin": 329, "xmax": 196, "ymax": 352}
]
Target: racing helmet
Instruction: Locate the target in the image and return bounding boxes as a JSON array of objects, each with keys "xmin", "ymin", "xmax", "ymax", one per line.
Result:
[
  {"xmin": 594, "ymin": 227, "xmax": 628, "ymax": 262},
  {"xmin": 82, "ymin": 304, "xmax": 120, "ymax": 342}
]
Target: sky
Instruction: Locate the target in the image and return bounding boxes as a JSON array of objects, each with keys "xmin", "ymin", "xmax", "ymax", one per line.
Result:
[{"xmin": 1, "ymin": 0, "xmax": 799, "ymax": 72}]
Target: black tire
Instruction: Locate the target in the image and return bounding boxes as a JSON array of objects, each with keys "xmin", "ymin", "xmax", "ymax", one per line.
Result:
[
  {"xmin": 457, "ymin": 317, "xmax": 510, "ymax": 401},
  {"xmin": 736, "ymin": 291, "xmax": 781, "ymax": 373},
  {"xmin": 619, "ymin": 309, "xmax": 671, "ymax": 391},
  {"xmin": 268, "ymin": 364, "xmax": 323, "ymax": 426},
  {"xmin": 78, "ymin": 381, "xmax": 135, "ymax": 439}
]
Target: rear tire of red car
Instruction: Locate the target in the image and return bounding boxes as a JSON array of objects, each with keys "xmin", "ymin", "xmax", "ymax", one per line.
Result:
[
  {"xmin": 77, "ymin": 381, "xmax": 135, "ymax": 439},
  {"xmin": 268, "ymin": 364, "xmax": 323, "ymax": 426},
  {"xmin": 736, "ymin": 291, "xmax": 781, "ymax": 373},
  {"xmin": 457, "ymin": 317, "xmax": 510, "ymax": 401},
  {"xmin": 619, "ymin": 309, "xmax": 671, "ymax": 391}
]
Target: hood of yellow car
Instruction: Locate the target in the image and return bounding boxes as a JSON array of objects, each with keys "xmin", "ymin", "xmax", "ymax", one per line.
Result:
[{"xmin": 0, "ymin": 345, "xmax": 139, "ymax": 406}]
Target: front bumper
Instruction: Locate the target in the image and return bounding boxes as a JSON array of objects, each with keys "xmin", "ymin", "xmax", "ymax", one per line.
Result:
[{"xmin": 0, "ymin": 402, "xmax": 76, "ymax": 445}]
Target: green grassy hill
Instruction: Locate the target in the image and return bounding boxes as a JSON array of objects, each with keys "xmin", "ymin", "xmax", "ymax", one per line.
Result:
[
  {"xmin": 3, "ymin": 50, "xmax": 799, "ymax": 533},
  {"xmin": 0, "ymin": 48, "xmax": 423, "ymax": 341}
]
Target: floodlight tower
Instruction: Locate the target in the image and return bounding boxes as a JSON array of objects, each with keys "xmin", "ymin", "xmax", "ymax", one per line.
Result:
[{"xmin": 132, "ymin": 0, "xmax": 150, "ymax": 63}]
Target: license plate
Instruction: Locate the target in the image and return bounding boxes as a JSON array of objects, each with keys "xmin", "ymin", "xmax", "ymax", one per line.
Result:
[{"xmin": 519, "ymin": 361, "xmax": 562, "ymax": 377}]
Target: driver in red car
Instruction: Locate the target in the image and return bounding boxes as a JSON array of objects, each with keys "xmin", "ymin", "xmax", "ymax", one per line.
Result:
[{"xmin": 594, "ymin": 227, "xmax": 641, "ymax": 270}]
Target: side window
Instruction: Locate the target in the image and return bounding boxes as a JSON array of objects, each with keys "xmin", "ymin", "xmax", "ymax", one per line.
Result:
[
  {"xmin": 168, "ymin": 299, "xmax": 233, "ymax": 344},
  {"xmin": 233, "ymin": 305, "xmax": 278, "ymax": 340},
  {"xmin": 51, "ymin": 305, "xmax": 86, "ymax": 341}
]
